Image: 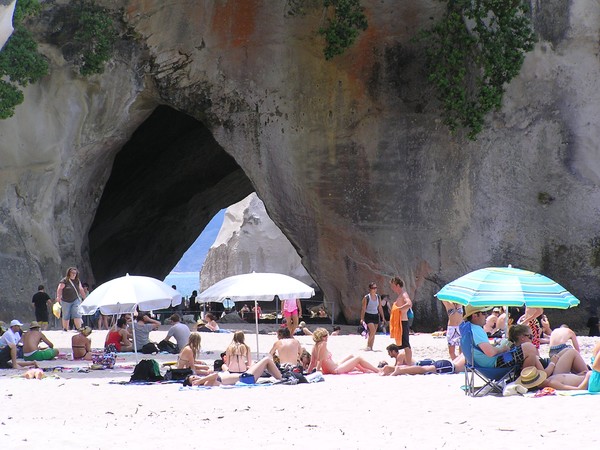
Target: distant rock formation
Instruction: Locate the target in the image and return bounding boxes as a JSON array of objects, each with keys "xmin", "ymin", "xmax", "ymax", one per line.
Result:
[{"xmin": 200, "ymin": 193, "xmax": 316, "ymax": 291}]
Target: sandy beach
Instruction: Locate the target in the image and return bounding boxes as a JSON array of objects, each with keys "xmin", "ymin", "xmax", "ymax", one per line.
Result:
[{"xmin": 1, "ymin": 325, "xmax": 599, "ymax": 449}]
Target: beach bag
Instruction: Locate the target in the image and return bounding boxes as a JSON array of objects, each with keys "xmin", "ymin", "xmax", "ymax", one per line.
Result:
[
  {"xmin": 407, "ymin": 308, "xmax": 414, "ymax": 320},
  {"xmin": 158, "ymin": 340, "xmax": 178, "ymax": 354},
  {"xmin": 164, "ymin": 367, "xmax": 193, "ymax": 381},
  {"xmin": 130, "ymin": 359, "xmax": 164, "ymax": 382},
  {"xmin": 92, "ymin": 352, "xmax": 116, "ymax": 369},
  {"xmin": 141, "ymin": 342, "xmax": 160, "ymax": 354}
]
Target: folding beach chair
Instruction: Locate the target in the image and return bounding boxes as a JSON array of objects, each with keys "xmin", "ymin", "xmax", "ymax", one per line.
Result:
[{"xmin": 459, "ymin": 321, "xmax": 516, "ymax": 397}]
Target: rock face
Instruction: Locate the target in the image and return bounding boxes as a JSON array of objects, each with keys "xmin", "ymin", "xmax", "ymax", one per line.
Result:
[
  {"xmin": 200, "ymin": 193, "xmax": 316, "ymax": 290},
  {"xmin": 0, "ymin": 1, "xmax": 599, "ymax": 329}
]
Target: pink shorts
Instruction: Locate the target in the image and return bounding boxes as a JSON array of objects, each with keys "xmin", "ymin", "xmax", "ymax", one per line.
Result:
[{"xmin": 284, "ymin": 309, "xmax": 298, "ymax": 318}]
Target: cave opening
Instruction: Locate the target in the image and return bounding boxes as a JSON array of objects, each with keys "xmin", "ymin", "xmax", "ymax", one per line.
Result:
[{"xmin": 88, "ymin": 105, "xmax": 254, "ymax": 284}]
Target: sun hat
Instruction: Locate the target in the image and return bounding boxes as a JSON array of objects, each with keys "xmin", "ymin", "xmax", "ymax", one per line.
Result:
[
  {"xmin": 463, "ymin": 305, "xmax": 493, "ymax": 318},
  {"xmin": 79, "ymin": 326, "xmax": 92, "ymax": 336},
  {"xmin": 516, "ymin": 366, "xmax": 547, "ymax": 390},
  {"xmin": 493, "ymin": 307, "xmax": 501, "ymax": 313},
  {"xmin": 29, "ymin": 321, "xmax": 41, "ymax": 329},
  {"xmin": 10, "ymin": 319, "xmax": 24, "ymax": 327},
  {"xmin": 52, "ymin": 302, "xmax": 61, "ymax": 319}
]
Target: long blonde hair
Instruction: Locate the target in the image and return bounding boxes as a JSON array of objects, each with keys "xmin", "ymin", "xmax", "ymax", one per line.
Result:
[
  {"xmin": 187, "ymin": 332, "xmax": 201, "ymax": 360},
  {"xmin": 227, "ymin": 330, "xmax": 250, "ymax": 357}
]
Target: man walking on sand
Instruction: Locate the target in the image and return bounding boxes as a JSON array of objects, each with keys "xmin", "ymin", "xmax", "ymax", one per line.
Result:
[{"xmin": 32, "ymin": 285, "xmax": 52, "ymax": 330}]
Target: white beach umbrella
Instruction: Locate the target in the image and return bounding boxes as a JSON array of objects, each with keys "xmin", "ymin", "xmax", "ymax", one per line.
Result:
[
  {"xmin": 197, "ymin": 272, "xmax": 315, "ymax": 353},
  {"xmin": 79, "ymin": 274, "xmax": 182, "ymax": 359}
]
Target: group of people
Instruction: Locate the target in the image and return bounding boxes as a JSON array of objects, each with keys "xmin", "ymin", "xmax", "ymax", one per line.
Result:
[
  {"xmin": 0, "ymin": 319, "xmax": 60, "ymax": 369},
  {"xmin": 459, "ymin": 304, "xmax": 600, "ymax": 392},
  {"xmin": 360, "ymin": 278, "xmax": 413, "ymax": 363}
]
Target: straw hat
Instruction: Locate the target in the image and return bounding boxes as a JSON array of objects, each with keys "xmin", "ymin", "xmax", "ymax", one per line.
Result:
[
  {"xmin": 463, "ymin": 305, "xmax": 493, "ymax": 318},
  {"xmin": 79, "ymin": 326, "xmax": 92, "ymax": 336},
  {"xmin": 516, "ymin": 366, "xmax": 547, "ymax": 390},
  {"xmin": 29, "ymin": 321, "xmax": 41, "ymax": 329},
  {"xmin": 52, "ymin": 302, "xmax": 61, "ymax": 319}
]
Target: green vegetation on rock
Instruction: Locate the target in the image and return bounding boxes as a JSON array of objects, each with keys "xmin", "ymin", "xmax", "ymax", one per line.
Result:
[
  {"xmin": 421, "ymin": 0, "xmax": 536, "ymax": 139},
  {"xmin": 67, "ymin": 0, "xmax": 118, "ymax": 76},
  {"xmin": 320, "ymin": 0, "xmax": 367, "ymax": 60},
  {"xmin": 0, "ymin": 0, "xmax": 48, "ymax": 119}
]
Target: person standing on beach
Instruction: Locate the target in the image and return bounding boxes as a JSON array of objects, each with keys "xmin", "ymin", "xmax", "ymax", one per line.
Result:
[
  {"xmin": 281, "ymin": 297, "xmax": 302, "ymax": 337},
  {"xmin": 441, "ymin": 301, "xmax": 463, "ymax": 360},
  {"xmin": 360, "ymin": 282, "xmax": 385, "ymax": 351},
  {"xmin": 56, "ymin": 267, "xmax": 87, "ymax": 331},
  {"xmin": 31, "ymin": 285, "xmax": 52, "ymax": 330},
  {"xmin": 389, "ymin": 277, "xmax": 412, "ymax": 364}
]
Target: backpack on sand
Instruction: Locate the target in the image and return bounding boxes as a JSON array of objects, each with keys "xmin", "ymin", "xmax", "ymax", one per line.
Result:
[{"xmin": 130, "ymin": 359, "xmax": 164, "ymax": 382}]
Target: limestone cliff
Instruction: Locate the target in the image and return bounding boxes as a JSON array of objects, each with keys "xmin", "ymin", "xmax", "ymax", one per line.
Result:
[
  {"xmin": 0, "ymin": 1, "xmax": 599, "ymax": 330},
  {"xmin": 200, "ymin": 193, "xmax": 316, "ymax": 290}
]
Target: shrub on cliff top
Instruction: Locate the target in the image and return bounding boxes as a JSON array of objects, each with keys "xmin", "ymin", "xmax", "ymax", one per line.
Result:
[{"xmin": 0, "ymin": 0, "xmax": 48, "ymax": 119}]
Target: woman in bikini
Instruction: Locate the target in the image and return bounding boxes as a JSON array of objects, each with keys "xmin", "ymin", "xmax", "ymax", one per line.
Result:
[
  {"xmin": 184, "ymin": 356, "xmax": 282, "ymax": 387},
  {"xmin": 307, "ymin": 328, "xmax": 379, "ymax": 375},
  {"xmin": 441, "ymin": 301, "xmax": 463, "ymax": 360},
  {"xmin": 177, "ymin": 332, "xmax": 211, "ymax": 375},
  {"xmin": 104, "ymin": 317, "xmax": 133, "ymax": 352},
  {"xmin": 225, "ymin": 331, "xmax": 252, "ymax": 373},
  {"xmin": 72, "ymin": 326, "xmax": 93, "ymax": 360}
]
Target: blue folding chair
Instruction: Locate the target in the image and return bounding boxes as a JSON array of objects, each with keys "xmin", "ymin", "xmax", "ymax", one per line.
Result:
[{"xmin": 459, "ymin": 321, "xmax": 516, "ymax": 397}]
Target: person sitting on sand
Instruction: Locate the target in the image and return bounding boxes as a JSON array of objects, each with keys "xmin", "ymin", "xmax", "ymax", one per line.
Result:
[
  {"xmin": 0, "ymin": 342, "xmax": 38, "ymax": 370},
  {"xmin": 483, "ymin": 307, "xmax": 501, "ymax": 337},
  {"xmin": 203, "ymin": 313, "xmax": 220, "ymax": 332},
  {"xmin": 307, "ymin": 328, "xmax": 379, "ymax": 375},
  {"xmin": 270, "ymin": 327, "xmax": 302, "ymax": 367},
  {"xmin": 548, "ymin": 324, "xmax": 580, "ymax": 357},
  {"xmin": 225, "ymin": 331, "xmax": 252, "ymax": 373},
  {"xmin": 161, "ymin": 314, "xmax": 190, "ymax": 353},
  {"xmin": 331, "ymin": 325, "xmax": 341, "ymax": 336},
  {"xmin": 184, "ymin": 355, "xmax": 282, "ymax": 387},
  {"xmin": 465, "ymin": 307, "xmax": 545, "ymax": 372},
  {"xmin": 133, "ymin": 313, "xmax": 160, "ymax": 351},
  {"xmin": 509, "ymin": 324, "xmax": 587, "ymax": 375},
  {"xmin": 294, "ymin": 321, "xmax": 312, "ymax": 336},
  {"xmin": 105, "ymin": 317, "xmax": 134, "ymax": 352},
  {"xmin": 177, "ymin": 332, "xmax": 211, "ymax": 375},
  {"xmin": 22, "ymin": 322, "xmax": 59, "ymax": 361},
  {"xmin": 72, "ymin": 326, "xmax": 93, "ymax": 360}
]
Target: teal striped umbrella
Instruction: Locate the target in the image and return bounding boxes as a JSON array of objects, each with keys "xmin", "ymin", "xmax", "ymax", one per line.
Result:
[{"xmin": 435, "ymin": 266, "xmax": 580, "ymax": 309}]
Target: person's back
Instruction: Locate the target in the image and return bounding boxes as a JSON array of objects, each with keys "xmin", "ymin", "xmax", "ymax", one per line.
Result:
[
  {"xmin": 22, "ymin": 329, "xmax": 43, "ymax": 354},
  {"xmin": 166, "ymin": 315, "xmax": 191, "ymax": 350},
  {"xmin": 134, "ymin": 315, "xmax": 159, "ymax": 349},
  {"xmin": 548, "ymin": 325, "xmax": 580, "ymax": 356},
  {"xmin": 270, "ymin": 328, "xmax": 301, "ymax": 365}
]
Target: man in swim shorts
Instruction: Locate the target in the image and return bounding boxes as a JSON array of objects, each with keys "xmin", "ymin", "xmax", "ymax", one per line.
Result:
[{"xmin": 22, "ymin": 322, "xmax": 59, "ymax": 361}]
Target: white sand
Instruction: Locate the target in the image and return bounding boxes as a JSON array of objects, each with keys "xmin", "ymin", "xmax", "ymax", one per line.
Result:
[{"xmin": 1, "ymin": 326, "xmax": 599, "ymax": 449}]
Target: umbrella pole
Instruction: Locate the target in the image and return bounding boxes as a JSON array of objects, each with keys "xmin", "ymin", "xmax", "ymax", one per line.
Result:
[
  {"xmin": 254, "ymin": 299, "xmax": 260, "ymax": 357},
  {"xmin": 131, "ymin": 312, "xmax": 139, "ymax": 363}
]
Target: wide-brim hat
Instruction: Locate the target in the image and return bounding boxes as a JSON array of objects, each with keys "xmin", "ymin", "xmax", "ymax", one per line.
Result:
[
  {"xmin": 52, "ymin": 302, "xmax": 61, "ymax": 319},
  {"xmin": 29, "ymin": 321, "xmax": 41, "ymax": 329},
  {"xmin": 516, "ymin": 366, "xmax": 547, "ymax": 389},
  {"xmin": 464, "ymin": 305, "xmax": 493, "ymax": 318}
]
